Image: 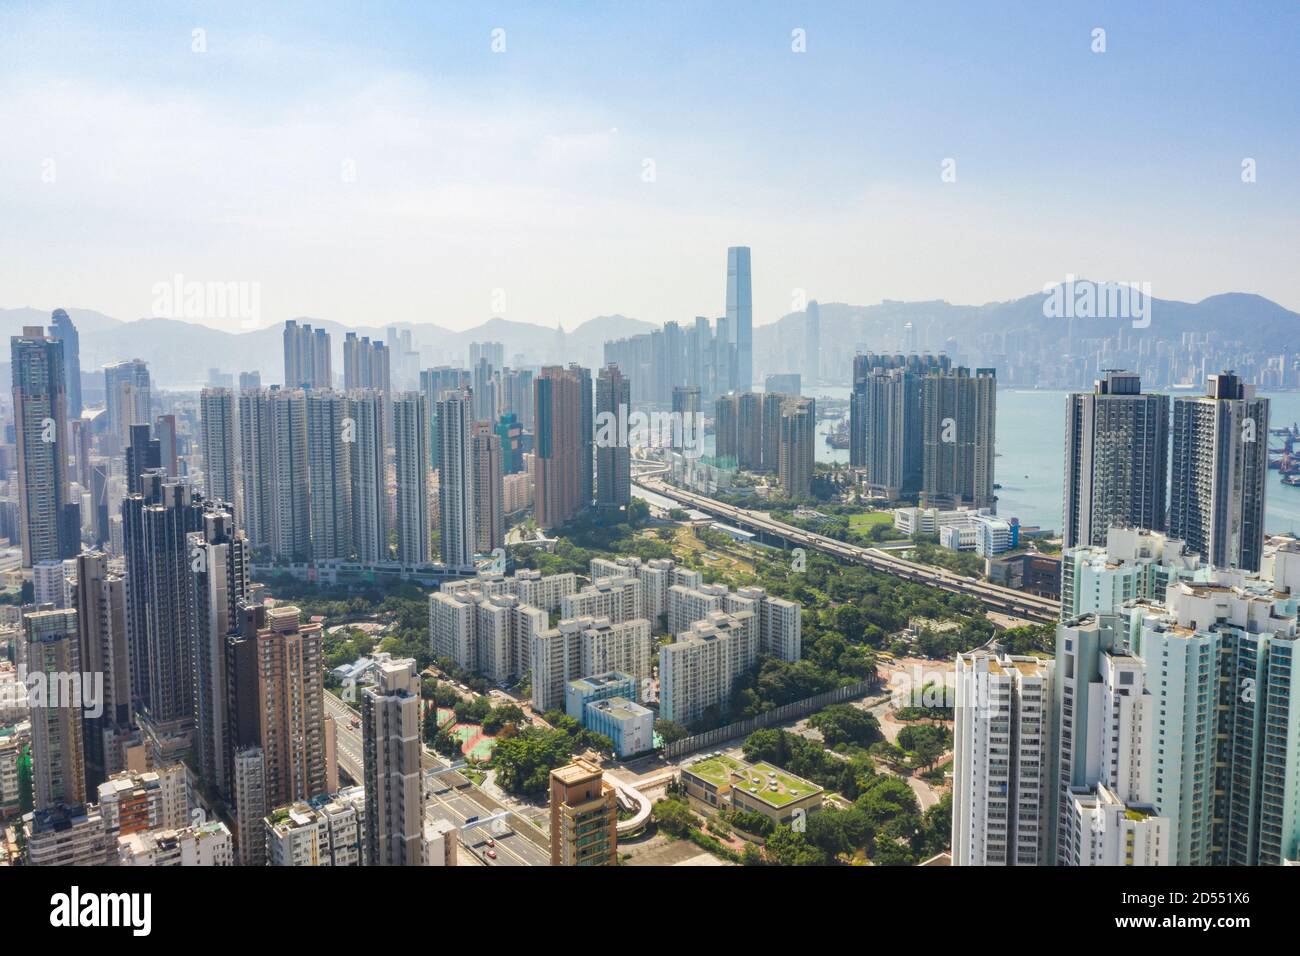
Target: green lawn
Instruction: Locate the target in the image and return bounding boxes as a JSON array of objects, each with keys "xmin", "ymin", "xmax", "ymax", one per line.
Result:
[
  {"xmin": 848, "ymin": 511, "xmax": 895, "ymax": 531},
  {"xmin": 687, "ymin": 755, "xmax": 821, "ymax": 808}
]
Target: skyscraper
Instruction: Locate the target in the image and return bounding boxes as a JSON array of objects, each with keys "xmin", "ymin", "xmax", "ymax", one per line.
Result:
[
  {"xmin": 1169, "ymin": 372, "xmax": 1269, "ymax": 572},
  {"xmin": 252, "ymin": 605, "xmax": 327, "ymax": 808},
  {"xmin": 362, "ymin": 658, "xmax": 423, "ymax": 867},
  {"xmin": 49, "ymin": 308, "xmax": 82, "ymax": 420},
  {"xmin": 1062, "ymin": 371, "xmax": 1169, "ymax": 550},
  {"xmin": 75, "ymin": 550, "xmax": 133, "ymax": 792},
  {"xmin": 778, "ymin": 397, "xmax": 816, "ymax": 500},
  {"xmin": 306, "ymin": 391, "xmax": 354, "ymax": 560},
  {"xmin": 726, "ymin": 246, "xmax": 752, "ymax": 392},
  {"xmin": 238, "ymin": 387, "xmax": 275, "ymax": 551},
  {"xmin": 269, "ymin": 388, "xmax": 311, "ymax": 561},
  {"xmin": 154, "ymin": 413, "xmax": 178, "ymax": 475},
  {"xmin": 436, "ymin": 391, "xmax": 477, "ymax": 567},
  {"xmin": 26, "ymin": 608, "xmax": 86, "ymax": 811},
  {"xmin": 348, "ymin": 389, "xmax": 388, "ymax": 563},
  {"xmin": 392, "ymin": 393, "xmax": 430, "ymax": 564},
  {"xmin": 103, "ymin": 359, "xmax": 152, "ymax": 454},
  {"xmin": 342, "ymin": 332, "xmax": 390, "ymax": 391},
  {"xmin": 190, "ymin": 508, "xmax": 250, "ymax": 793},
  {"xmin": 921, "ymin": 366, "xmax": 997, "ymax": 510},
  {"xmin": 122, "ymin": 473, "xmax": 206, "ymax": 726},
  {"xmin": 125, "ymin": 422, "xmax": 161, "ymax": 497},
  {"xmin": 473, "ymin": 420, "xmax": 505, "ymax": 555},
  {"xmin": 804, "ymin": 299, "xmax": 820, "ymax": 384},
  {"xmin": 952, "ymin": 650, "xmax": 1055, "ymax": 866},
  {"xmin": 200, "ymin": 387, "xmax": 238, "ymax": 512},
  {"xmin": 597, "ymin": 365, "xmax": 631, "ymax": 509},
  {"xmin": 535, "ymin": 366, "xmax": 589, "ymax": 530},
  {"xmin": 849, "ymin": 353, "xmax": 952, "ymax": 499},
  {"xmin": 283, "ymin": 320, "xmax": 332, "ymax": 389},
  {"xmin": 11, "ymin": 326, "xmax": 73, "ymax": 566}
]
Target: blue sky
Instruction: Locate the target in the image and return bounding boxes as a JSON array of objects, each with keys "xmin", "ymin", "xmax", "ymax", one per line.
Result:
[{"xmin": 2, "ymin": 1, "xmax": 1297, "ymax": 331}]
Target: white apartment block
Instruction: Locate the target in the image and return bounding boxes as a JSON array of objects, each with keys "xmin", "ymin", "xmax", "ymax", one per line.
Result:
[
  {"xmin": 735, "ymin": 586, "xmax": 802, "ymax": 662},
  {"xmin": 118, "ymin": 821, "xmax": 234, "ymax": 866},
  {"xmin": 422, "ymin": 815, "xmax": 459, "ymax": 866},
  {"xmin": 32, "ymin": 559, "xmax": 77, "ymax": 609},
  {"xmin": 1060, "ymin": 527, "xmax": 1204, "ymax": 619},
  {"xmin": 589, "ymin": 557, "xmax": 701, "ymax": 622},
  {"xmin": 429, "ymin": 589, "xmax": 547, "ymax": 682},
  {"xmin": 266, "ymin": 803, "xmax": 331, "ymax": 866},
  {"xmin": 441, "ymin": 568, "xmax": 577, "ymax": 614},
  {"xmin": 658, "ymin": 611, "xmax": 758, "ymax": 726},
  {"xmin": 562, "ymin": 575, "xmax": 643, "ymax": 625},
  {"xmin": 667, "ymin": 582, "xmax": 731, "ymax": 636},
  {"xmin": 530, "ymin": 615, "xmax": 654, "ymax": 713},
  {"xmin": 1055, "ymin": 536, "xmax": 1300, "ymax": 866},
  {"xmin": 1062, "ymin": 784, "xmax": 1169, "ymax": 866},
  {"xmin": 952, "ymin": 651, "xmax": 1054, "ymax": 866}
]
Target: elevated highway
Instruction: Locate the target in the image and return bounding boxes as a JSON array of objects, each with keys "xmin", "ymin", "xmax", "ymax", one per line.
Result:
[{"xmin": 636, "ymin": 478, "xmax": 1061, "ymax": 624}]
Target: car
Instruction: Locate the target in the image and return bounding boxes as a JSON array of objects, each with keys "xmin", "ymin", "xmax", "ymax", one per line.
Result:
[
  {"xmin": 485, "ymin": 838, "xmax": 495, "ymax": 847},
  {"xmin": 485, "ymin": 849, "xmax": 497, "ymax": 860}
]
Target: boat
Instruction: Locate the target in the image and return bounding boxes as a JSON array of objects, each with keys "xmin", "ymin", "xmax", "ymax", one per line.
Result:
[{"xmin": 1284, "ymin": 474, "xmax": 1300, "ymax": 487}]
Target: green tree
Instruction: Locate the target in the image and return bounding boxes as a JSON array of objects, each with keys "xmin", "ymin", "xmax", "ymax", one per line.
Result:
[
  {"xmin": 651, "ymin": 797, "xmax": 697, "ymax": 838},
  {"xmin": 807, "ymin": 704, "xmax": 882, "ymax": 748}
]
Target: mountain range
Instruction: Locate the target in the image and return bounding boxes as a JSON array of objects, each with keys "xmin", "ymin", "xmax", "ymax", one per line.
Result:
[{"xmin": 2, "ymin": 286, "xmax": 1295, "ymax": 388}]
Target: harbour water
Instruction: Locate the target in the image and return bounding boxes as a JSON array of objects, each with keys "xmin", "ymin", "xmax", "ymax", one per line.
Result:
[{"xmin": 808, "ymin": 385, "xmax": 1300, "ymax": 538}]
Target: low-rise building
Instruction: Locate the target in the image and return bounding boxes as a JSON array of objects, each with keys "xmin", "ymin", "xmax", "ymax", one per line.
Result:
[
  {"xmin": 680, "ymin": 752, "xmax": 823, "ymax": 828},
  {"xmin": 583, "ymin": 697, "xmax": 654, "ymax": 758}
]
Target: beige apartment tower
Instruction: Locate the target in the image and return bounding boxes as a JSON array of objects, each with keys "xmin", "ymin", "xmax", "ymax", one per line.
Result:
[{"xmin": 548, "ymin": 757, "xmax": 618, "ymax": 866}]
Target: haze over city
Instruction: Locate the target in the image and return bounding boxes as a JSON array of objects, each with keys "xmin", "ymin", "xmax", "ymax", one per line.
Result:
[{"xmin": 3, "ymin": 1, "xmax": 1300, "ymax": 330}]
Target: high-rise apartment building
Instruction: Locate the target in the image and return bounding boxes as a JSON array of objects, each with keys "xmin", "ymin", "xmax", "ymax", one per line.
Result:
[
  {"xmin": 253, "ymin": 605, "xmax": 327, "ymax": 809},
  {"xmin": 342, "ymin": 332, "xmax": 391, "ymax": 391},
  {"xmin": 199, "ymin": 387, "xmax": 238, "ymax": 510},
  {"xmin": 803, "ymin": 299, "xmax": 820, "ymax": 384},
  {"xmin": 348, "ymin": 389, "xmax": 388, "ymax": 563},
  {"xmin": 306, "ymin": 391, "xmax": 354, "ymax": 560},
  {"xmin": 921, "ymin": 366, "xmax": 997, "ymax": 510},
  {"xmin": 434, "ymin": 391, "xmax": 475, "ymax": 566},
  {"xmin": 103, "ymin": 358, "xmax": 152, "ymax": 454},
  {"xmin": 393, "ymin": 393, "xmax": 430, "ymax": 564},
  {"xmin": 11, "ymin": 326, "xmax": 74, "ymax": 566},
  {"xmin": 122, "ymin": 473, "xmax": 206, "ymax": 726},
  {"xmin": 778, "ymin": 396, "xmax": 815, "ymax": 500},
  {"xmin": 25, "ymin": 608, "xmax": 86, "ymax": 810},
  {"xmin": 549, "ymin": 758, "xmax": 618, "ymax": 866},
  {"xmin": 283, "ymin": 320, "xmax": 332, "ymax": 389},
  {"xmin": 1062, "ymin": 371, "xmax": 1170, "ymax": 550},
  {"xmin": 48, "ymin": 308, "xmax": 82, "ymax": 420},
  {"xmin": 363, "ymin": 658, "xmax": 424, "ymax": 866},
  {"xmin": 534, "ymin": 365, "xmax": 590, "ymax": 529},
  {"xmin": 238, "ymin": 387, "xmax": 275, "ymax": 551},
  {"xmin": 74, "ymin": 550, "xmax": 134, "ymax": 791},
  {"xmin": 596, "ymin": 365, "xmax": 632, "ymax": 509},
  {"xmin": 1169, "ymin": 372, "xmax": 1270, "ymax": 572},
  {"xmin": 472, "ymin": 420, "xmax": 505, "ymax": 555},
  {"xmin": 952, "ymin": 650, "xmax": 1055, "ymax": 866},
  {"xmin": 269, "ymin": 388, "xmax": 311, "ymax": 560},
  {"xmin": 190, "ymin": 509, "xmax": 250, "ymax": 792},
  {"xmin": 658, "ymin": 611, "xmax": 758, "ymax": 726}
]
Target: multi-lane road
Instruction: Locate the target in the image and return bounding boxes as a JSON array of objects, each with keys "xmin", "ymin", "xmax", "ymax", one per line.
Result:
[{"xmin": 635, "ymin": 477, "xmax": 1061, "ymax": 623}]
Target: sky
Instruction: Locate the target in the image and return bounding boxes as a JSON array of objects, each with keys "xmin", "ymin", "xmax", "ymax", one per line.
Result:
[{"xmin": 2, "ymin": 1, "xmax": 1298, "ymax": 333}]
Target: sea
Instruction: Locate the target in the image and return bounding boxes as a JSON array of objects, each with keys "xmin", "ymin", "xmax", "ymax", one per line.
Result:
[{"xmin": 807, "ymin": 385, "xmax": 1300, "ymax": 538}]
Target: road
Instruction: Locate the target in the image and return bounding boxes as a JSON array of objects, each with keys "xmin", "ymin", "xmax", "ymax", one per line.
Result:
[
  {"xmin": 324, "ymin": 691, "xmax": 363, "ymax": 783},
  {"xmin": 635, "ymin": 477, "xmax": 1060, "ymax": 623},
  {"xmin": 425, "ymin": 768, "xmax": 551, "ymax": 866}
]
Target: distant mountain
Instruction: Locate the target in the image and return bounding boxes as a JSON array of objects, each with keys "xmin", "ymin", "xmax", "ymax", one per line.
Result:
[
  {"xmin": 3, "ymin": 286, "xmax": 1294, "ymax": 388},
  {"xmin": 753, "ymin": 286, "xmax": 1300, "ymax": 370},
  {"xmin": 0, "ymin": 308, "xmax": 656, "ymax": 386}
]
